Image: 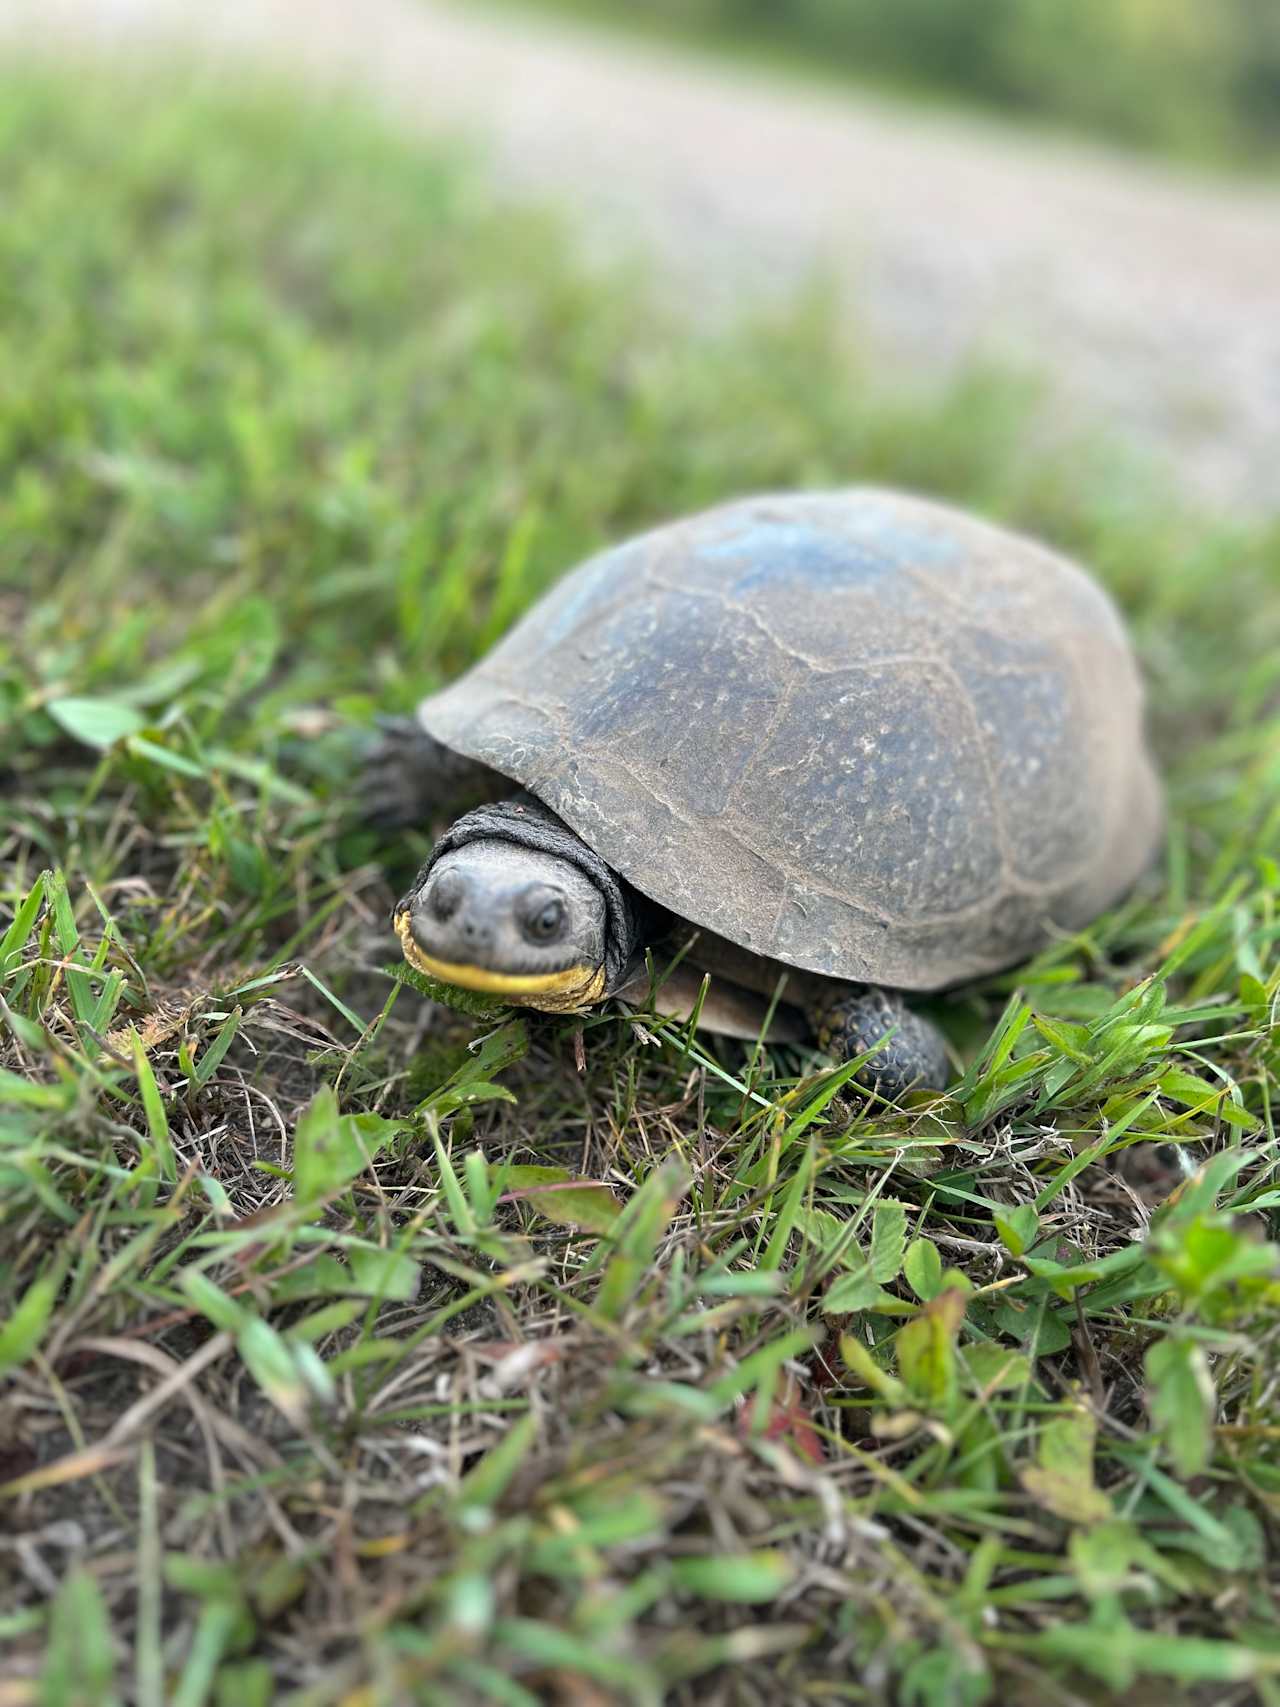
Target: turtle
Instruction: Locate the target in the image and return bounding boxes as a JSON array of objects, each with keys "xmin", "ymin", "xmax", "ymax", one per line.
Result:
[{"xmin": 369, "ymin": 488, "xmax": 1161, "ymax": 1095}]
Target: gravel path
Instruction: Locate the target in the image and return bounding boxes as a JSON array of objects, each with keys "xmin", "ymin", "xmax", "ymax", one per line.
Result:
[{"xmin": 10, "ymin": 0, "xmax": 1280, "ymax": 511}]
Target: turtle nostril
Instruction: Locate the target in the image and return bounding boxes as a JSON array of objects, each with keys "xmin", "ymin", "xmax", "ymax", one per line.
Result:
[{"xmin": 457, "ymin": 916, "xmax": 493, "ymax": 950}]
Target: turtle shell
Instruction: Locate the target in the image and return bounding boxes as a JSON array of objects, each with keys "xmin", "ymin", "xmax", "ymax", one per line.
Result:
[{"xmin": 417, "ymin": 489, "xmax": 1162, "ymax": 991}]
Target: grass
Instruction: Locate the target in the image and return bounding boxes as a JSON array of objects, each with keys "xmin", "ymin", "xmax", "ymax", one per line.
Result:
[{"xmin": 2, "ymin": 64, "xmax": 1280, "ymax": 1707}]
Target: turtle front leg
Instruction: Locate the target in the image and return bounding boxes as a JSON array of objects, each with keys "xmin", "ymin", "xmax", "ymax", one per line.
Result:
[
  {"xmin": 810, "ymin": 986, "xmax": 949, "ymax": 1096},
  {"xmin": 361, "ymin": 715, "xmax": 503, "ymax": 831}
]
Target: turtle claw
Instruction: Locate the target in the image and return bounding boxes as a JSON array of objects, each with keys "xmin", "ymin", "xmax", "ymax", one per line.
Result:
[
  {"xmin": 360, "ymin": 716, "xmax": 435, "ymax": 832},
  {"xmin": 812, "ymin": 986, "xmax": 950, "ymax": 1097},
  {"xmin": 358, "ymin": 716, "xmax": 504, "ymax": 833}
]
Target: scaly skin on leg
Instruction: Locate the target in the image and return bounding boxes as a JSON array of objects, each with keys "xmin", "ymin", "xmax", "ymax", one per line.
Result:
[
  {"xmin": 811, "ymin": 985, "xmax": 950, "ymax": 1096},
  {"xmin": 361, "ymin": 715, "xmax": 503, "ymax": 830}
]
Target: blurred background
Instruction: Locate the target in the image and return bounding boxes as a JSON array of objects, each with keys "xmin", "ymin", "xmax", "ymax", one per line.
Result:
[
  {"xmin": 533, "ymin": 0, "xmax": 1280, "ymax": 162},
  {"xmin": 6, "ymin": 0, "xmax": 1280, "ymax": 516}
]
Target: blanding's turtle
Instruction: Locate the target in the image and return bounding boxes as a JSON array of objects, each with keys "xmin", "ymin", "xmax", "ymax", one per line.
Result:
[{"xmin": 370, "ymin": 489, "xmax": 1161, "ymax": 1094}]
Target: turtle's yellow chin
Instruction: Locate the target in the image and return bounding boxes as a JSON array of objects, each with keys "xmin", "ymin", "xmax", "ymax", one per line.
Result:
[{"xmin": 394, "ymin": 909, "xmax": 605, "ymax": 1013}]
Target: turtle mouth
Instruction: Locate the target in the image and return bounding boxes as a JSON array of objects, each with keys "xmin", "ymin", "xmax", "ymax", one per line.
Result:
[{"xmin": 393, "ymin": 907, "xmax": 605, "ymax": 1009}]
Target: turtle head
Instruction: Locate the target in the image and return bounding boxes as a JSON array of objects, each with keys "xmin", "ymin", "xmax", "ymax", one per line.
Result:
[{"xmin": 394, "ymin": 839, "xmax": 609, "ymax": 1012}]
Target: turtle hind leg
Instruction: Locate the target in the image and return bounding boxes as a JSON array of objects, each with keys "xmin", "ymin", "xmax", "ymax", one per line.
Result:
[
  {"xmin": 359, "ymin": 715, "xmax": 502, "ymax": 831},
  {"xmin": 810, "ymin": 986, "xmax": 950, "ymax": 1096}
]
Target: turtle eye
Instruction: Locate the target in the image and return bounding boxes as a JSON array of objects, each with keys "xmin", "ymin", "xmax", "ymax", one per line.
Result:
[
  {"xmin": 428, "ymin": 869, "xmax": 465, "ymax": 921},
  {"xmin": 520, "ymin": 887, "xmax": 566, "ymax": 945}
]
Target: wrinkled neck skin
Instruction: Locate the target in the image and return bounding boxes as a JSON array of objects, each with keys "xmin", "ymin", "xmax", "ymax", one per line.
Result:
[{"xmin": 395, "ymin": 796, "xmax": 648, "ymax": 1013}]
